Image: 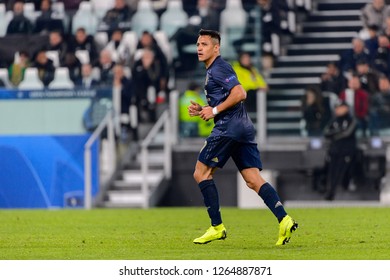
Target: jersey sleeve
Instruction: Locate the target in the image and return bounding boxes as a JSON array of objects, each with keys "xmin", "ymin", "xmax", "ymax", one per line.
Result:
[{"xmin": 212, "ymin": 63, "xmax": 241, "ymax": 93}]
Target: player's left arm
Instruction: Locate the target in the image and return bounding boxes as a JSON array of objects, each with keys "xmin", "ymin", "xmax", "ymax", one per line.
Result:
[{"xmin": 199, "ymin": 85, "xmax": 246, "ymax": 121}]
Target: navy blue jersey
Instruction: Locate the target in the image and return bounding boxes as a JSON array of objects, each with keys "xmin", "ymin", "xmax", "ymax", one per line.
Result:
[{"xmin": 204, "ymin": 56, "xmax": 256, "ymax": 143}]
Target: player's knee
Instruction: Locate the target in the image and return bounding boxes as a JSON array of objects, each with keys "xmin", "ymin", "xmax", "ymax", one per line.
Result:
[
  {"xmin": 193, "ymin": 169, "xmax": 210, "ymax": 183},
  {"xmin": 246, "ymin": 181, "xmax": 258, "ymax": 191},
  {"xmin": 193, "ymin": 170, "xmax": 202, "ymax": 183}
]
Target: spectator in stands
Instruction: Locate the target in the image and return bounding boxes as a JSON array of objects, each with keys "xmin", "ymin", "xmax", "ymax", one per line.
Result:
[
  {"xmin": 209, "ymin": 0, "xmax": 226, "ymax": 30},
  {"xmin": 371, "ymin": 33, "xmax": 390, "ymax": 76},
  {"xmin": 58, "ymin": 0, "xmax": 83, "ymax": 12},
  {"xmin": 171, "ymin": 0, "xmax": 219, "ymax": 72},
  {"xmin": 62, "ymin": 52, "xmax": 82, "ymax": 83},
  {"xmin": 188, "ymin": 0, "xmax": 220, "ymax": 31},
  {"xmin": 8, "ymin": 50, "xmax": 30, "ymax": 87},
  {"xmin": 258, "ymin": 0, "xmax": 289, "ymax": 54},
  {"xmin": 103, "ymin": 29, "xmax": 131, "ymax": 65},
  {"xmin": 182, "ymin": 0, "xmax": 199, "ymax": 16},
  {"xmin": 125, "ymin": 0, "xmax": 140, "ymax": 11},
  {"xmin": 369, "ymin": 74, "xmax": 390, "ymax": 135},
  {"xmin": 136, "ymin": 31, "xmax": 169, "ymax": 94},
  {"xmin": 320, "ymin": 62, "xmax": 345, "ymax": 95},
  {"xmin": 150, "ymin": 0, "xmax": 169, "ymax": 18},
  {"xmin": 31, "ymin": 49, "xmax": 55, "ymax": 86},
  {"xmin": 301, "ymin": 85, "xmax": 332, "ymax": 137},
  {"xmin": 93, "ymin": 49, "xmax": 116, "ymax": 87},
  {"xmin": 364, "ymin": 24, "xmax": 380, "ymax": 56},
  {"xmin": 101, "ymin": 0, "xmax": 132, "ymax": 34},
  {"xmin": 339, "ymin": 73, "xmax": 370, "ymax": 137},
  {"xmin": 68, "ymin": 27, "xmax": 99, "ymax": 65},
  {"xmin": 323, "ymin": 100, "xmax": 358, "ymax": 201},
  {"xmin": 339, "ymin": 37, "xmax": 371, "ymax": 75},
  {"xmin": 45, "ymin": 30, "xmax": 68, "ymax": 66},
  {"xmin": 360, "ymin": 0, "xmax": 390, "ymax": 37},
  {"xmin": 33, "ymin": 0, "xmax": 64, "ymax": 34},
  {"xmin": 179, "ymin": 81, "xmax": 213, "ymax": 137},
  {"xmin": 6, "ymin": 1, "xmax": 33, "ymax": 35},
  {"xmin": 131, "ymin": 48, "xmax": 162, "ymax": 122},
  {"xmin": 382, "ymin": 15, "xmax": 390, "ymax": 37},
  {"xmin": 232, "ymin": 51, "xmax": 268, "ymax": 112},
  {"xmin": 355, "ymin": 58, "xmax": 380, "ymax": 95},
  {"xmin": 75, "ymin": 63, "xmax": 99, "ymax": 89},
  {"xmin": 112, "ymin": 63, "xmax": 137, "ymax": 140}
]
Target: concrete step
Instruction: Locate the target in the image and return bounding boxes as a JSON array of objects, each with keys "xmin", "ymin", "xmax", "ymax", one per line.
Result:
[
  {"xmin": 307, "ymin": 9, "xmax": 361, "ymax": 21},
  {"xmin": 293, "ymin": 31, "xmax": 357, "ymax": 44},
  {"xmin": 275, "ymin": 54, "xmax": 340, "ymax": 67},
  {"xmin": 117, "ymin": 170, "xmax": 164, "ymax": 187},
  {"xmin": 315, "ymin": 0, "xmax": 369, "ymax": 11},
  {"xmin": 302, "ymin": 20, "xmax": 362, "ymax": 32},
  {"xmin": 286, "ymin": 43, "xmax": 351, "ymax": 56},
  {"xmin": 104, "ymin": 191, "xmax": 145, "ymax": 207},
  {"xmin": 269, "ymin": 66, "xmax": 326, "ymax": 78},
  {"xmin": 266, "ymin": 77, "xmax": 321, "ymax": 89}
]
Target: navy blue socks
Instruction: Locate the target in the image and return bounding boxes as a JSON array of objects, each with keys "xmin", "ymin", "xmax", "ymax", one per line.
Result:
[
  {"xmin": 258, "ymin": 182, "xmax": 287, "ymax": 223},
  {"xmin": 198, "ymin": 179, "xmax": 222, "ymax": 226}
]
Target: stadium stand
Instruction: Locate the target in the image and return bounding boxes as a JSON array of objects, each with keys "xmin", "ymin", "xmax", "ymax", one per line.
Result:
[
  {"xmin": 0, "ymin": 68, "xmax": 13, "ymax": 88},
  {"xmin": 18, "ymin": 67, "xmax": 45, "ymax": 90},
  {"xmin": 219, "ymin": 0, "xmax": 247, "ymax": 60},
  {"xmin": 48, "ymin": 67, "xmax": 75, "ymax": 89},
  {"xmin": 131, "ymin": 0, "xmax": 159, "ymax": 38},
  {"xmin": 71, "ymin": 1, "xmax": 99, "ymax": 35},
  {"xmin": 159, "ymin": 0, "xmax": 189, "ymax": 39}
]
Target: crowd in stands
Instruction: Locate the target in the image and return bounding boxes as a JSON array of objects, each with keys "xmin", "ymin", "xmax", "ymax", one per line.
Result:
[
  {"xmin": 6, "ymin": 0, "xmax": 388, "ymax": 141},
  {"xmin": 0, "ymin": 0, "xmax": 294, "ymax": 140},
  {"xmin": 301, "ymin": 0, "xmax": 390, "ymax": 139}
]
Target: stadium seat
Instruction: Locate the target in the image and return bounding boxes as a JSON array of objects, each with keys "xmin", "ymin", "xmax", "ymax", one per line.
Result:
[
  {"xmin": 0, "ymin": 3, "xmax": 9, "ymax": 37},
  {"xmin": 18, "ymin": 68, "xmax": 45, "ymax": 90},
  {"xmin": 94, "ymin": 31, "xmax": 109, "ymax": 50},
  {"xmin": 23, "ymin": 2, "xmax": 40, "ymax": 24},
  {"xmin": 159, "ymin": 0, "xmax": 188, "ymax": 39},
  {"xmin": 51, "ymin": 2, "xmax": 70, "ymax": 34},
  {"xmin": 122, "ymin": 30, "xmax": 138, "ymax": 59},
  {"xmin": 153, "ymin": 30, "xmax": 173, "ymax": 64},
  {"xmin": 90, "ymin": 0, "xmax": 115, "ymax": 20},
  {"xmin": 0, "ymin": 68, "xmax": 13, "ymax": 88},
  {"xmin": 219, "ymin": 0, "xmax": 247, "ymax": 59},
  {"xmin": 45, "ymin": 51, "xmax": 60, "ymax": 68},
  {"xmin": 131, "ymin": 0, "xmax": 159, "ymax": 38},
  {"xmin": 75, "ymin": 49, "xmax": 90, "ymax": 64},
  {"xmin": 48, "ymin": 67, "xmax": 75, "ymax": 89},
  {"xmin": 71, "ymin": 1, "xmax": 98, "ymax": 35}
]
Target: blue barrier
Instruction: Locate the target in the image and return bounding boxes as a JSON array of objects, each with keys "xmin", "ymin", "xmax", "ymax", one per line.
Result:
[{"xmin": 0, "ymin": 135, "xmax": 99, "ymax": 208}]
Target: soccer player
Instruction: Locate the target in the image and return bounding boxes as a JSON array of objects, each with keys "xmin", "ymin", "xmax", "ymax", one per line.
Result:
[{"xmin": 188, "ymin": 29, "xmax": 298, "ymax": 246}]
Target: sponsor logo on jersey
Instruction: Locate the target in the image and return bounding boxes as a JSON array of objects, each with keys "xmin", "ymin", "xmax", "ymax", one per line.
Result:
[{"xmin": 225, "ymin": 75, "xmax": 236, "ymax": 83}]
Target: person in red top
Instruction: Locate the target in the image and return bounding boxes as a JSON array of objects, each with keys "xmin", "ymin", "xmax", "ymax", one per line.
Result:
[{"xmin": 339, "ymin": 73, "xmax": 369, "ymax": 137}]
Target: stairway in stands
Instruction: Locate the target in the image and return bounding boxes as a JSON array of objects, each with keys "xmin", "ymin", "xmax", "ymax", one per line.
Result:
[{"xmin": 266, "ymin": 0, "xmax": 370, "ymax": 136}]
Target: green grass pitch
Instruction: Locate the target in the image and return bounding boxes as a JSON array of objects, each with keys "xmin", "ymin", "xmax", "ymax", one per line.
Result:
[{"xmin": 0, "ymin": 207, "xmax": 389, "ymax": 260}]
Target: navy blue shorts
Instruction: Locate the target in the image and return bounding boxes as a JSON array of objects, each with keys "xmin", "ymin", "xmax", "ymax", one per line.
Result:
[{"xmin": 198, "ymin": 136, "xmax": 263, "ymax": 171}]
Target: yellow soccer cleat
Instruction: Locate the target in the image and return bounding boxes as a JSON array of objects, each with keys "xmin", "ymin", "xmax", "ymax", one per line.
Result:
[
  {"xmin": 276, "ymin": 215, "xmax": 298, "ymax": 246},
  {"xmin": 193, "ymin": 224, "xmax": 227, "ymax": 244}
]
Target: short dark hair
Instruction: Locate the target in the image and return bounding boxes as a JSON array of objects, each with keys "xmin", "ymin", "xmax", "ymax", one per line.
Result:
[{"xmin": 198, "ymin": 29, "xmax": 221, "ymax": 44}]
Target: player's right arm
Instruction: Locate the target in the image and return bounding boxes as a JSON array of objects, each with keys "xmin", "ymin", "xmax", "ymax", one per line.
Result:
[{"xmin": 199, "ymin": 85, "xmax": 247, "ymax": 121}]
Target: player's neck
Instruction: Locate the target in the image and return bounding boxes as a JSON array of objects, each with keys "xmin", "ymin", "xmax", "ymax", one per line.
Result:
[{"xmin": 204, "ymin": 55, "xmax": 220, "ymax": 69}]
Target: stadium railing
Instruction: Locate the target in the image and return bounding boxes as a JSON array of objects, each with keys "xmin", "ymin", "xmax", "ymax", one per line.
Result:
[{"xmin": 84, "ymin": 109, "xmax": 116, "ymax": 209}]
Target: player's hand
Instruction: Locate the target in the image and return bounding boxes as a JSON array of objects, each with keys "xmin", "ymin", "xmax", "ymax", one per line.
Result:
[
  {"xmin": 188, "ymin": 100, "xmax": 202, "ymax": 117},
  {"xmin": 199, "ymin": 106, "xmax": 214, "ymax": 121}
]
